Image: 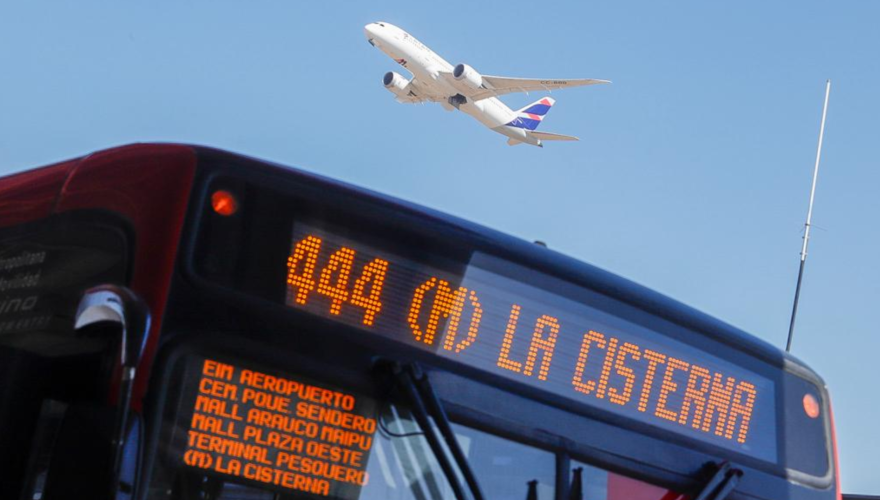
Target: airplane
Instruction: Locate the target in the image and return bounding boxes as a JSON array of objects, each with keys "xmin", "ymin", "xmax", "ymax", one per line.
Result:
[{"xmin": 364, "ymin": 21, "xmax": 610, "ymax": 147}]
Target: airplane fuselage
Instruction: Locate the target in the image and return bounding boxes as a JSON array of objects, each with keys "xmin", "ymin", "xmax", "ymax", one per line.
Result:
[{"xmin": 364, "ymin": 22, "xmax": 538, "ymax": 145}]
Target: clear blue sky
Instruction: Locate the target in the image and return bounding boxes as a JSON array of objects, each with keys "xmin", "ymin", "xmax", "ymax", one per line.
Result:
[{"xmin": 2, "ymin": 0, "xmax": 878, "ymax": 493}]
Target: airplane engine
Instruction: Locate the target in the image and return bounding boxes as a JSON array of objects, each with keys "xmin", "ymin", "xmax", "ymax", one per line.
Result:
[
  {"xmin": 383, "ymin": 71, "xmax": 410, "ymax": 97},
  {"xmin": 452, "ymin": 63, "xmax": 482, "ymax": 90}
]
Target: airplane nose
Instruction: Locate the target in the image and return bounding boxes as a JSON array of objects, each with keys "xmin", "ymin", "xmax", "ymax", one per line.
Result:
[
  {"xmin": 364, "ymin": 24, "xmax": 377, "ymax": 39},
  {"xmin": 364, "ymin": 23, "xmax": 382, "ymax": 46}
]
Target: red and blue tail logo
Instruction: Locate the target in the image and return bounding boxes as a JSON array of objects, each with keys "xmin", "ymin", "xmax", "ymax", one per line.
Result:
[{"xmin": 506, "ymin": 97, "xmax": 556, "ymax": 131}]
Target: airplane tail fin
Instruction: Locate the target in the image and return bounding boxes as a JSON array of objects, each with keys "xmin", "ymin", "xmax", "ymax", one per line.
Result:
[
  {"xmin": 506, "ymin": 97, "xmax": 556, "ymax": 131},
  {"xmin": 516, "ymin": 97, "xmax": 556, "ymax": 116}
]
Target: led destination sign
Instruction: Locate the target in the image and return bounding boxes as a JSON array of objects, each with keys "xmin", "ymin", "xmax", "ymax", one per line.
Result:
[
  {"xmin": 283, "ymin": 225, "xmax": 777, "ymax": 462},
  {"xmin": 181, "ymin": 358, "xmax": 378, "ymax": 497}
]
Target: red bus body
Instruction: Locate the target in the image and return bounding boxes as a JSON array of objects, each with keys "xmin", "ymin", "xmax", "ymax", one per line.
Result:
[{"xmin": 0, "ymin": 144, "xmax": 841, "ymax": 500}]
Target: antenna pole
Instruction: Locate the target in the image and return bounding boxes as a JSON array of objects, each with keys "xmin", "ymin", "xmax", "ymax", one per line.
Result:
[{"xmin": 787, "ymin": 80, "xmax": 831, "ymax": 352}]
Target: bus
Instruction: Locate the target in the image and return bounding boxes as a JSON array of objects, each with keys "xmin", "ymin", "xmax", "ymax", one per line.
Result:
[{"xmin": 0, "ymin": 144, "xmax": 840, "ymax": 500}]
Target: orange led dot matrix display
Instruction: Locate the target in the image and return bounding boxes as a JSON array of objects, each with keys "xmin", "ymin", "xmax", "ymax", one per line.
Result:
[
  {"xmin": 281, "ymin": 228, "xmax": 777, "ymax": 461},
  {"xmin": 181, "ymin": 358, "xmax": 377, "ymax": 498},
  {"xmin": 286, "ymin": 235, "xmax": 388, "ymax": 326},
  {"xmin": 407, "ymin": 278, "xmax": 482, "ymax": 352},
  {"xmin": 567, "ymin": 330, "xmax": 756, "ymax": 443}
]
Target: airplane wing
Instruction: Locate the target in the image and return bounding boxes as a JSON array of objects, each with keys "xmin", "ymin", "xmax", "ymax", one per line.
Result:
[{"xmin": 470, "ymin": 76, "xmax": 610, "ymax": 101}]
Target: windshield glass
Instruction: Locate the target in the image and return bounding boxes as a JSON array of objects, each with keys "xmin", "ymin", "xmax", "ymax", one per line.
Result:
[
  {"xmin": 366, "ymin": 413, "xmax": 556, "ymax": 500},
  {"xmin": 569, "ymin": 460, "xmax": 683, "ymax": 500},
  {"xmin": 146, "ymin": 356, "xmax": 555, "ymax": 500}
]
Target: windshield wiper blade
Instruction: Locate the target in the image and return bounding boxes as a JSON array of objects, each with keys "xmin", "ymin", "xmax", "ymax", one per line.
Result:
[
  {"xmin": 569, "ymin": 467, "xmax": 583, "ymax": 500},
  {"xmin": 526, "ymin": 479, "xmax": 538, "ymax": 500},
  {"xmin": 392, "ymin": 363, "xmax": 485, "ymax": 500},
  {"xmin": 694, "ymin": 462, "xmax": 743, "ymax": 500}
]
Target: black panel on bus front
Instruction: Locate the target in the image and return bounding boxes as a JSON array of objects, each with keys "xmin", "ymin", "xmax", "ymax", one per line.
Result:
[
  {"xmin": 159, "ymin": 147, "xmax": 835, "ymax": 500},
  {"xmin": 0, "ymin": 211, "xmax": 131, "ymax": 498}
]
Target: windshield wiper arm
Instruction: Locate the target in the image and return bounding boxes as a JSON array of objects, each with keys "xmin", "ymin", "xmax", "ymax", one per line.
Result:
[
  {"xmin": 392, "ymin": 363, "xmax": 468, "ymax": 500},
  {"xmin": 393, "ymin": 362, "xmax": 485, "ymax": 500},
  {"xmin": 410, "ymin": 364, "xmax": 486, "ymax": 500},
  {"xmin": 694, "ymin": 462, "xmax": 743, "ymax": 500}
]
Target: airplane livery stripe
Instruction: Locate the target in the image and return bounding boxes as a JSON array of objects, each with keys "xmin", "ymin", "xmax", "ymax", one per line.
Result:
[
  {"xmin": 522, "ymin": 104, "xmax": 553, "ymax": 115},
  {"xmin": 506, "ymin": 117, "xmax": 542, "ymax": 130}
]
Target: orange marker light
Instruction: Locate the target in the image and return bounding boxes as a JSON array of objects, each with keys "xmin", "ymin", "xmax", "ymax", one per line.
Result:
[
  {"xmin": 803, "ymin": 393, "xmax": 820, "ymax": 419},
  {"xmin": 211, "ymin": 190, "xmax": 238, "ymax": 216}
]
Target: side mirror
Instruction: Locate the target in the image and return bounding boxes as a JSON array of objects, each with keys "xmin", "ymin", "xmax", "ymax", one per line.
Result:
[{"xmin": 75, "ymin": 285, "xmax": 151, "ymax": 373}]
